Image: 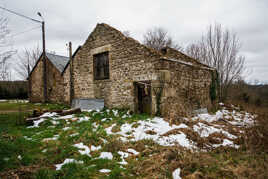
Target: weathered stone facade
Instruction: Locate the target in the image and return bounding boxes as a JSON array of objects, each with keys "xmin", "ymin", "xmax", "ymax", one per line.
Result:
[
  {"xmin": 29, "ymin": 23, "xmax": 215, "ymax": 117},
  {"xmin": 70, "ymin": 23, "xmax": 215, "ymax": 117},
  {"xmin": 29, "ymin": 54, "xmax": 68, "ymax": 104}
]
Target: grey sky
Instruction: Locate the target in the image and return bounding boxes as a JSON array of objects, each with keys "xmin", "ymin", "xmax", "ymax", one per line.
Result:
[{"xmin": 1, "ymin": 0, "xmax": 267, "ymax": 82}]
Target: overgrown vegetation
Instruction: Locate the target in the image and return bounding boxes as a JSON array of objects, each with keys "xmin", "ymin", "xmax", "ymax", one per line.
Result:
[
  {"xmin": 0, "ymin": 101, "xmax": 267, "ymax": 178},
  {"xmin": 0, "ymin": 81, "xmax": 28, "ymax": 99}
]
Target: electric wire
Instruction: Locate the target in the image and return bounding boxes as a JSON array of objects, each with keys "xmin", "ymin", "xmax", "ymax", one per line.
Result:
[
  {"xmin": 0, "ymin": 6, "xmax": 42, "ymax": 23},
  {"xmin": 8, "ymin": 25, "xmax": 41, "ymax": 38}
]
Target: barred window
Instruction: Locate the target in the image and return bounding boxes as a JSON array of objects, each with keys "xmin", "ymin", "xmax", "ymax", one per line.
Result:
[{"xmin": 93, "ymin": 52, "xmax": 109, "ymax": 80}]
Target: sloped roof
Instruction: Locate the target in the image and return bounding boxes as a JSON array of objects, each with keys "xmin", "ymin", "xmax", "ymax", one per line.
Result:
[
  {"xmin": 46, "ymin": 53, "xmax": 69, "ymax": 73},
  {"xmin": 28, "ymin": 52, "xmax": 69, "ymax": 79}
]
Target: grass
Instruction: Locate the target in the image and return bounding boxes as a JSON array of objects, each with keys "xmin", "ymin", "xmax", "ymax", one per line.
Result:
[
  {"xmin": 0, "ymin": 101, "xmax": 267, "ymax": 178},
  {"xmin": 0, "ymin": 100, "xmax": 68, "ymax": 113}
]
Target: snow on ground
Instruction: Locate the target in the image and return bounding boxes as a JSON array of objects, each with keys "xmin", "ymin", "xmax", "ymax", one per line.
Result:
[
  {"xmin": 62, "ymin": 127, "xmax": 71, "ymax": 131},
  {"xmin": 27, "ymin": 118, "xmax": 47, "ymax": 128},
  {"xmin": 42, "ymin": 135, "xmax": 59, "ymax": 142},
  {"xmin": 99, "ymin": 169, "xmax": 111, "ymax": 173},
  {"xmin": 99, "ymin": 152, "xmax": 113, "ymax": 160},
  {"xmin": 24, "ymin": 104, "xmax": 256, "ymax": 172},
  {"xmin": 78, "ymin": 116, "xmax": 90, "ymax": 123},
  {"xmin": 70, "ymin": 133, "xmax": 79, "ymax": 137},
  {"xmin": 172, "ymin": 168, "xmax": 181, "ymax": 179},
  {"xmin": 193, "ymin": 122, "xmax": 236, "ymax": 139},
  {"xmin": 55, "ymin": 158, "xmax": 84, "ymax": 170},
  {"xmin": 127, "ymin": 148, "xmax": 139, "ymax": 155},
  {"xmin": 103, "ymin": 107, "xmax": 255, "ymax": 149},
  {"xmin": 118, "ymin": 151, "xmax": 129, "ymax": 165},
  {"xmin": 91, "ymin": 145, "xmax": 102, "ymax": 151},
  {"xmin": 105, "ymin": 117, "xmax": 193, "ymax": 148},
  {"xmin": 73, "ymin": 143, "xmax": 91, "ymax": 156}
]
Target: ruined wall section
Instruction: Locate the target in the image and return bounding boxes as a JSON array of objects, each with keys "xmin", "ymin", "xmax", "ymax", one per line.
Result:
[{"xmin": 156, "ymin": 59, "xmax": 213, "ymax": 117}]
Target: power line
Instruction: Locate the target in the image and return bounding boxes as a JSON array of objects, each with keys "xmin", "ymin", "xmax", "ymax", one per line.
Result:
[
  {"xmin": 8, "ymin": 25, "xmax": 41, "ymax": 38},
  {"xmin": 0, "ymin": 6, "xmax": 42, "ymax": 23}
]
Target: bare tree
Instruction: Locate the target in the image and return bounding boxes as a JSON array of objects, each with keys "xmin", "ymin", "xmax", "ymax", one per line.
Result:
[
  {"xmin": 143, "ymin": 27, "xmax": 182, "ymax": 51},
  {"xmin": 0, "ymin": 17, "xmax": 16, "ymax": 81},
  {"xmin": 186, "ymin": 23, "xmax": 245, "ymax": 101},
  {"xmin": 16, "ymin": 46, "xmax": 41, "ymax": 80}
]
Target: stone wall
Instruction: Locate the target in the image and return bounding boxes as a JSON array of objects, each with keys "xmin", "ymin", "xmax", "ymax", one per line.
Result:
[
  {"xmin": 29, "ymin": 58, "xmax": 44, "ymax": 102},
  {"xmin": 29, "ymin": 56, "xmax": 65, "ymax": 104},
  {"xmin": 156, "ymin": 59, "xmax": 213, "ymax": 117},
  {"xmin": 72, "ymin": 23, "xmax": 162, "ymax": 112},
  {"xmin": 63, "ymin": 64, "xmax": 70, "ymax": 104},
  {"xmin": 69, "ymin": 23, "xmax": 214, "ymax": 117},
  {"xmin": 46, "ymin": 59, "xmax": 64, "ymax": 103}
]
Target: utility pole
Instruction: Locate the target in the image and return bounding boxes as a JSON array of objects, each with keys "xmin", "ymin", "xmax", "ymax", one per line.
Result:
[
  {"xmin": 41, "ymin": 20, "xmax": 47, "ymax": 102},
  {"xmin": 68, "ymin": 42, "xmax": 74, "ymax": 106},
  {"xmin": 0, "ymin": 7, "xmax": 47, "ymax": 103}
]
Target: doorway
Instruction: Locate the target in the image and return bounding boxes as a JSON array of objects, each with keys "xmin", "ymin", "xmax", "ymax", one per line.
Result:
[{"xmin": 135, "ymin": 81, "xmax": 152, "ymax": 114}]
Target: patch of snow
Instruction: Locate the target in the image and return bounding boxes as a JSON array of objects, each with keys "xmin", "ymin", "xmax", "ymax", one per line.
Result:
[
  {"xmin": 55, "ymin": 158, "xmax": 84, "ymax": 170},
  {"xmin": 18, "ymin": 155, "xmax": 22, "ymax": 160},
  {"xmin": 160, "ymin": 133, "xmax": 192, "ymax": 147},
  {"xmin": 78, "ymin": 116, "xmax": 90, "ymax": 123},
  {"xmin": 172, "ymin": 168, "xmax": 181, "ymax": 179},
  {"xmin": 51, "ymin": 120, "xmax": 59, "ymax": 125},
  {"xmin": 101, "ymin": 138, "xmax": 108, "ymax": 144},
  {"xmin": 99, "ymin": 152, "xmax": 113, "ymax": 160},
  {"xmin": 62, "ymin": 127, "xmax": 71, "ymax": 131},
  {"xmin": 70, "ymin": 133, "xmax": 79, "ymax": 137},
  {"xmin": 193, "ymin": 122, "xmax": 237, "ymax": 139},
  {"xmin": 57, "ymin": 115, "xmax": 74, "ymax": 120},
  {"xmin": 106, "ymin": 117, "xmax": 192, "ymax": 147},
  {"xmin": 213, "ymin": 139, "xmax": 239, "ymax": 148},
  {"xmin": 112, "ymin": 109, "xmax": 119, "ymax": 117},
  {"xmin": 73, "ymin": 143, "xmax": 91, "ymax": 156},
  {"xmin": 99, "ymin": 169, "xmax": 111, "ymax": 173},
  {"xmin": 105, "ymin": 124, "xmax": 116, "ymax": 135},
  {"xmin": 219, "ymin": 102, "xmax": 224, "ymax": 106},
  {"xmin": 118, "ymin": 151, "xmax": 129, "ymax": 165},
  {"xmin": 27, "ymin": 118, "xmax": 47, "ymax": 128},
  {"xmin": 194, "ymin": 109, "xmax": 255, "ymax": 126},
  {"xmin": 118, "ymin": 151, "xmax": 129, "ymax": 158},
  {"xmin": 42, "ymin": 135, "xmax": 59, "ymax": 142},
  {"xmin": 91, "ymin": 145, "xmax": 101, "ymax": 151},
  {"xmin": 127, "ymin": 148, "xmax": 139, "ymax": 155},
  {"xmin": 40, "ymin": 112, "xmax": 57, "ymax": 118},
  {"xmin": 24, "ymin": 136, "xmax": 32, "ymax": 141}
]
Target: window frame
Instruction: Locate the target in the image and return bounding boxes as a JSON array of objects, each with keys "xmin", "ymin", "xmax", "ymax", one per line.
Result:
[{"xmin": 93, "ymin": 51, "xmax": 110, "ymax": 80}]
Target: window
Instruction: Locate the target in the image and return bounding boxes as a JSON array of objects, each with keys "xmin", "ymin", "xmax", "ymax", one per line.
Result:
[{"xmin": 93, "ymin": 52, "xmax": 109, "ymax": 80}]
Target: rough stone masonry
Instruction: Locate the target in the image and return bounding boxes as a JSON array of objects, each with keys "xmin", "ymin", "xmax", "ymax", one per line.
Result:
[{"xmin": 29, "ymin": 23, "xmax": 217, "ymax": 118}]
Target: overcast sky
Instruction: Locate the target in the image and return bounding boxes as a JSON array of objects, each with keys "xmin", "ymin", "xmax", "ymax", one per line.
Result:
[{"xmin": 1, "ymin": 0, "xmax": 267, "ymax": 83}]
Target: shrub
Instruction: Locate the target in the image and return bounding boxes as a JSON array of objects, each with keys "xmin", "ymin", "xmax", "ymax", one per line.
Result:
[{"xmin": 243, "ymin": 111, "xmax": 268, "ymax": 153}]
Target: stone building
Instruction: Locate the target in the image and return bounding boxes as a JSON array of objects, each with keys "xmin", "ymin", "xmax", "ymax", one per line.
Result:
[
  {"xmin": 28, "ymin": 53, "xmax": 69, "ymax": 103},
  {"xmin": 29, "ymin": 23, "xmax": 216, "ymax": 117}
]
